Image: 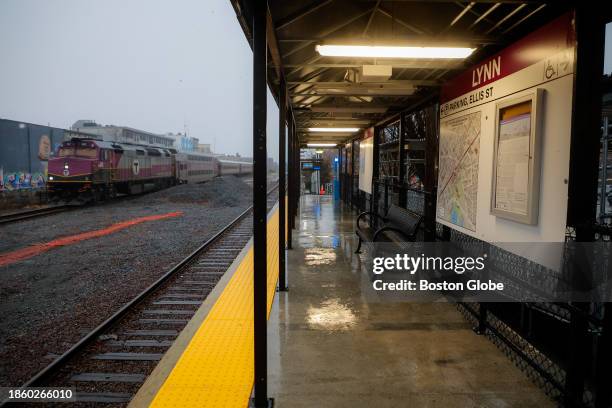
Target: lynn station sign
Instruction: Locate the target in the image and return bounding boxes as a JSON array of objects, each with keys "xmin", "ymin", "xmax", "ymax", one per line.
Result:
[{"xmin": 440, "ymin": 13, "xmax": 575, "ymax": 118}]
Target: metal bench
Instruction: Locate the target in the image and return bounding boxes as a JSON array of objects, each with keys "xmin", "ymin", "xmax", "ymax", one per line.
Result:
[{"xmin": 355, "ymin": 204, "xmax": 423, "ymax": 253}]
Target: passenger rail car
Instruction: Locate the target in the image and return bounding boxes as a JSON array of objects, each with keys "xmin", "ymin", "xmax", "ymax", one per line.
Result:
[
  {"xmin": 175, "ymin": 152, "xmax": 217, "ymax": 184},
  {"xmin": 218, "ymin": 159, "xmax": 253, "ymax": 176}
]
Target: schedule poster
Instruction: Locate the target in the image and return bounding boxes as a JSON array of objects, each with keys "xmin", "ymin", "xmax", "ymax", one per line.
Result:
[{"xmin": 494, "ymin": 113, "xmax": 531, "ymax": 215}]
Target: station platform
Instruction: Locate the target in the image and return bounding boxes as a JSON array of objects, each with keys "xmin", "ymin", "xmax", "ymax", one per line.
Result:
[{"xmin": 130, "ymin": 196, "xmax": 554, "ymax": 408}]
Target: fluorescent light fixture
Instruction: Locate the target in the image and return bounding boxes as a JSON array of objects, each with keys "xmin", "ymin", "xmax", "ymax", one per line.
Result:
[
  {"xmin": 307, "ymin": 143, "xmax": 337, "ymax": 147},
  {"xmin": 316, "ymin": 44, "xmax": 475, "ymax": 59},
  {"xmin": 308, "ymin": 127, "xmax": 360, "ymax": 133}
]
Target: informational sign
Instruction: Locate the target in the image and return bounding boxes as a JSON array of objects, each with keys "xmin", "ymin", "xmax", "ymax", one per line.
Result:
[
  {"xmin": 491, "ymin": 91, "xmax": 543, "ymax": 224},
  {"xmin": 440, "ymin": 13, "xmax": 574, "ymax": 117},
  {"xmin": 436, "ymin": 12, "xmax": 574, "ymax": 244},
  {"xmin": 437, "ymin": 111, "xmax": 481, "ymax": 231},
  {"xmin": 358, "ymin": 128, "xmax": 374, "ymax": 194},
  {"xmin": 496, "ymin": 116, "xmax": 530, "ymax": 213}
]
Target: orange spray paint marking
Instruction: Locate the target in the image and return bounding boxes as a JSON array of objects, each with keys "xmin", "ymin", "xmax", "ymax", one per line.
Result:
[{"xmin": 0, "ymin": 211, "xmax": 183, "ymax": 268}]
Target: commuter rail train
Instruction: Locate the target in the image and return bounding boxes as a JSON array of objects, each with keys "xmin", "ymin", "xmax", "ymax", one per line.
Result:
[{"xmin": 47, "ymin": 138, "xmax": 252, "ymax": 200}]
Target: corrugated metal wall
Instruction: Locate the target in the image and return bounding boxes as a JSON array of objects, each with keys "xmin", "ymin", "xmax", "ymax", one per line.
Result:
[{"xmin": 0, "ymin": 119, "xmax": 66, "ymax": 191}]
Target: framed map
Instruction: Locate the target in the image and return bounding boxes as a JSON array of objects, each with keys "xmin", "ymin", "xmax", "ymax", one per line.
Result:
[
  {"xmin": 437, "ymin": 111, "xmax": 482, "ymax": 231},
  {"xmin": 490, "ymin": 90, "xmax": 543, "ymax": 224}
]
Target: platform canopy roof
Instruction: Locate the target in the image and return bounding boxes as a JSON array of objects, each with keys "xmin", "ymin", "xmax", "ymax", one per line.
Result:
[{"xmin": 229, "ymin": 0, "xmax": 572, "ymax": 145}]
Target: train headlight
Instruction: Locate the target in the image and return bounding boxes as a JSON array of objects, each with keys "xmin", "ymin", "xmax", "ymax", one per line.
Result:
[
  {"xmin": 48, "ymin": 176, "xmax": 54, "ymax": 181},
  {"xmin": 64, "ymin": 164, "xmax": 69, "ymax": 169}
]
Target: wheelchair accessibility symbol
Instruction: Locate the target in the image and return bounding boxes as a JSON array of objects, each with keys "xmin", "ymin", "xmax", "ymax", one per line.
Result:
[{"xmin": 544, "ymin": 59, "xmax": 556, "ymax": 80}]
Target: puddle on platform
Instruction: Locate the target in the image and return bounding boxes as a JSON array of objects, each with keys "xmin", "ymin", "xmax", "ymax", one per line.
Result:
[
  {"xmin": 304, "ymin": 248, "xmax": 337, "ymax": 265},
  {"xmin": 306, "ymin": 298, "xmax": 357, "ymax": 331}
]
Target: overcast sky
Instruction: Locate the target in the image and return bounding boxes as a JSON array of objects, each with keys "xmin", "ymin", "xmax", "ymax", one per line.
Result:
[
  {"xmin": 0, "ymin": 2, "xmax": 611, "ymax": 159},
  {"xmin": 0, "ymin": 0, "xmax": 279, "ymax": 160}
]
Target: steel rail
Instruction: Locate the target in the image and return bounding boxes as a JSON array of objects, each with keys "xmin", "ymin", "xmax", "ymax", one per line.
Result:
[
  {"xmin": 4, "ymin": 183, "xmax": 278, "ymax": 403},
  {"xmin": 0, "ymin": 205, "xmax": 75, "ymax": 226}
]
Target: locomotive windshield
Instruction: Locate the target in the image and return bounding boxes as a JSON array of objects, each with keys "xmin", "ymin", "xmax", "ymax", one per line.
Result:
[
  {"xmin": 57, "ymin": 141, "xmax": 98, "ymax": 158},
  {"xmin": 57, "ymin": 146, "xmax": 74, "ymax": 157}
]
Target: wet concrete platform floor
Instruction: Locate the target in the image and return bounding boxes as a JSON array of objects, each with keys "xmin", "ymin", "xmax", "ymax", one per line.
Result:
[{"xmin": 268, "ymin": 195, "xmax": 553, "ymax": 408}]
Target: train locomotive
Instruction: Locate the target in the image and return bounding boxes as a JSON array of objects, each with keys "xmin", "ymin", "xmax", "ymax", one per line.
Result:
[{"xmin": 47, "ymin": 138, "xmax": 252, "ymax": 200}]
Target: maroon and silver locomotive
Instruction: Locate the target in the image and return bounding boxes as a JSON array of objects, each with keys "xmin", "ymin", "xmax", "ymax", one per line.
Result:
[
  {"xmin": 47, "ymin": 138, "xmax": 252, "ymax": 200},
  {"xmin": 48, "ymin": 138, "xmax": 175, "ymax": 200}
]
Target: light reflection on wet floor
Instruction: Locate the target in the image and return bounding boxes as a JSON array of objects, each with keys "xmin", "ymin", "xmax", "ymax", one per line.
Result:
[
  {"xmin": 268, "ymin": 194, "xmax": 553, "ymax": 408},
  {"xmin": 306, "ymin": 298, "xmax": 357, "ymax": 331}
]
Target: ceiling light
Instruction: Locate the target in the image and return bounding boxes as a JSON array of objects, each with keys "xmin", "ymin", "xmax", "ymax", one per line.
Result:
[
  {"xmin": 316, "ymin": 44, "xmax": 475, "ymax": 59},
  {"xmin": 307, "ymin": 143, "xmax": 337, "ymax": 147},
  {"xmin": 308, "ymin": 127, "xmax": 360, "ymax": 132}
]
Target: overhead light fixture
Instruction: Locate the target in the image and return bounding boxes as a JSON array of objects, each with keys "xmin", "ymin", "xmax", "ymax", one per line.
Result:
[
  {"xmin": 316, "ymin": 44, "xmax": 475, "ymax": 59},
  {"xmin": 307, "ymin": 143, "xmax": 337, "ymax": 147},
  {"xmin": 308, "ymin": 127, "xmax": 360, "ymax": 133}
]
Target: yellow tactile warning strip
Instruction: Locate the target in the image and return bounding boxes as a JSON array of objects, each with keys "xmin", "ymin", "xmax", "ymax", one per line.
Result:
[{"xmin": 149, "ymin": 208, "xmax": 279, "ymax": 408}]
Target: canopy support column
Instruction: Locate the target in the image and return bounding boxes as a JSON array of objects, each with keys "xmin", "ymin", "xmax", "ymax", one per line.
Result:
[
  {"xmin": 287, "ymin": 114, "xmax": 294, "ymax": 249},
  {"xmin": 278, "ymin": 76, "xmax": 288, "ymax": 291},
  {"xmin": 252, "ymin": 0, "xmax": 270, "ymax": 406}
]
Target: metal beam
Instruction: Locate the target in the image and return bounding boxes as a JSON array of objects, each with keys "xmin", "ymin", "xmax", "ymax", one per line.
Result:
[
  {"xmin": 293, "ymin": 122, "xmax": 300, "ymax": 219},
  {"xmin": 484, "ymin": 3, "xmax": 526, "ymax": 34},
  {"xmin": 252, "ymin": 1, "xmax": 269, "ymax": 406},
  {"xmin": 448, "ymin": 2, "xmax": 475, "ymax": 27},
  {"xmin": 291, "ymin": 91, "xmax": 416, "ymax": 97},
  {"xmin": 566, "ymin": 4, "xmax": 606, "ymax": 239},
  {"xmin": 284, "ymin": 62, "xmax": 464, "ymax": 69},
  {"xmin": 287, "ymin": 115, "xmax": 294, "ymax": 249},
  {"xmin": 275, "ymin": 0, "xmax": 334, "ymax": 30},
  {"xmin": 310, "ymin": 105, "xmax": 388, "ymax": 113},
  {"xmin": 300, "ymin": 119, "xmax": 373, "ymax": 125},
  {"xmin": 502, "ymin": 4, "xmax": 546, "ymax": 34},
  {"xmin": 287, "ymin": 80, "xmax": 440, "ymax": 86},
  {"xmin": 377, "ymin": 6, "xmax": 428, "ymax": 34},
  {"xmin": 266, "ymin": 8, "xmax": 283, "ymax": 78},
  {"xmin": 353, "ymin": 0, "xmax": 544, "ymax": 3},
  {"xmin": 282, "ymin": 7, "xmax": 375, "ymax": 59},
  {"xmin": 302, "ymin": 131, "xmax": 359, "ymax": 136},
  {"xmin": 362, "ymin": 0, "xmax": 382, "ymax": 37},
  {"xmin": 278, "ymin": 76, "xmax": 287, "ymax": 291},
  {"xmin": 278, "ymin": 35, "xmax": 498, "ymax": 45},
  {"xmin": 468, "ymin": 2, "xmax": 500, "ymax": 28}
]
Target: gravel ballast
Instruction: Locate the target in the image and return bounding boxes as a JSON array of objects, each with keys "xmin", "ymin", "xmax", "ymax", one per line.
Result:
[{"xmin": 0, "ymin": 176, "xmax": 254, "ymax": 387}]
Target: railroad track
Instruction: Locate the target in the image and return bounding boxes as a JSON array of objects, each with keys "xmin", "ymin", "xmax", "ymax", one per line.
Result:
[
  {"xmin": 4, "ymin": 185, "xmax": 278, "ymax": 407},
  {"xmin": 0, "ymin": 205, "xmax": 76, "ymax": 226},
  {"xmin": 0, "ymin": 192, "xmax": 152, "ymax": 227}
]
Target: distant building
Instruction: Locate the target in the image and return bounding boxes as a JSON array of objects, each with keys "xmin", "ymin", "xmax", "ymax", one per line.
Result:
[
  {"xmin": 71, "ymin": 120, "xmax": 174, "ymax": 148},
  {"xmin": 196, "ymin": 143, "xmax": 211, "ymax": 154},
  {"xmin": 166, "ymin": 132, "xmax": 200, "ymax": 152}
]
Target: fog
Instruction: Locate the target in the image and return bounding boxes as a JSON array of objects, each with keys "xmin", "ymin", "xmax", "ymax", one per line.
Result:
[{"xmin": 0, "ymin": 0, "xmax": 279, "ymax": 160}]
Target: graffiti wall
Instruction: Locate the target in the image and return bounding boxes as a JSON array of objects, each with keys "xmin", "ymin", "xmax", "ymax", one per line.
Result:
[{"xmin": 0, "ymin": 119, "xmax": 66, "ymax": 191}]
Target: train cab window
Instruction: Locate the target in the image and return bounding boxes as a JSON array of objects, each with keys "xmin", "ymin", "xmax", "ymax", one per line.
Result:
[
  {"xmin": 75, "ymin": 147, "xmax": 97, "ymax": 158},
  {"xmin": 73, "ymin": 141, "xmax": 97, "ymax": 158},
  {"xmin": 58, "ymin": 145, "xmax": 75, "ymax": 157},
  {"xmin": 136, "ymin": 149, "xmax": 145, "ymax": 156}
]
